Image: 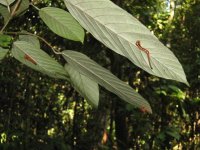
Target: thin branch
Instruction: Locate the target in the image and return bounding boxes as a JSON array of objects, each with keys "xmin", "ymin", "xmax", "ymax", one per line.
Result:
[
  {"xmin": 0, "ymin": 0, "xmax": 21, "ymax": 33},
  {"xmin": 7, "ymin": 5, "xmax": 11, "ymax": 13},
  {"xmin": 30, "ymin": 3, "xmax": 40, "ymax": 11},
  {"xmin": 4, "ymin": 31, "xmax": 61, "ymax": 55}
]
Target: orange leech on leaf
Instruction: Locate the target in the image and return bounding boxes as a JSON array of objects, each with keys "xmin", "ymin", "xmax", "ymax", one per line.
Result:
[
  {"xmin": 135, "ymin": 40, "xmax": 153, "ymax": 69},
  {"xmin": 24, "ymin": 54, "xmax": 37, "ymax": 65}
]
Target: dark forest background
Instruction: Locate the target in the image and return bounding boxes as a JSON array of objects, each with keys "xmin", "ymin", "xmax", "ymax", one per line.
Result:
[{"xmin": 0, "ymin": 0, "xmax": 200, "ymax": 149}]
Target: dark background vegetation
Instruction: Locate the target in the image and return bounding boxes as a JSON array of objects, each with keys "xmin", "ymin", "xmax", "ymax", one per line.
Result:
[{"xmin": 0, "ymin": 0, "xmax": 200, "ymax": 149}]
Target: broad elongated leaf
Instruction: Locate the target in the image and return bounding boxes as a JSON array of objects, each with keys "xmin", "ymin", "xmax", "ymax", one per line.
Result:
[
  {"xmin": 0, "ymin": 0, "xmax": 29, "ymax": 23},
  {"xmin": 19, "ymin": 34, "xmax": 40, "ymax": 48},
  {"xmin": 39, "ymin": 7, "xmax": 85, "ymax": 43},
  {"xmin": 0, "ymin": 47, "xmax": 8, "ymax": 60},
  {"xmin": 64, "ymin": 0, "xmax": 188, "ymax": 85},
  {"xmin": 0, "ymin": 0, "xmax": 15, "ymax": 6},
  {"xmin": 0, "ymin": 34, "xmax": 12, "ymax": 47},
  {"xmin": 166, "ymin": 130, "xmax": 180, "ymax": 140},
  {"xmin": 12, "ymin": 41, "xmax": 69, "ymax": 80},
  {"xmin": 15, "ymin": 0, "xmax": 29, "ymax": 16},
  {"xmin": 62, "ymin": 50, "xmax": 152, "ymax": 113},
  {"xmin": 0, "ymin": 4, "xmax": 10, "ymax": 23},
  {"xmin": 65, "ymin": 63, "xmax": 99, "ymax": 107}
]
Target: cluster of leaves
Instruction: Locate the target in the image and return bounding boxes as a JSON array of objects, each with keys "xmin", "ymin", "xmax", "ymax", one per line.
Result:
[
  {"xmin": 1, "ymin": 0, "xmax": 199, "ymax": 149},
  {"xmin": 0, "ymin": 0, "xmax": 156, "ymax": 113},
  {"xmin": 0, "ymin": 0, "xmax": 188, "ymax": 113}
]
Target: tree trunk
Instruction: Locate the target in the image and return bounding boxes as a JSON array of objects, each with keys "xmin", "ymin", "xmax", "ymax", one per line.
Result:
[
  {"xmin": 108, "ymin": 51, "xmax": 129, "ymax": 150},
  {"xmin": 78, "ymin": 91, "xmax": 109, "ymax": 150},
  {"xmin": 115, "ymin": 101, "xmax": 129, "ymax": 150}
]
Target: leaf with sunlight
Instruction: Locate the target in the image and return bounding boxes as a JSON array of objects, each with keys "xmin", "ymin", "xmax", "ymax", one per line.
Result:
[
  {"xmin": 0, "ymin": 34, "xmax": 12, "ymax": 47},
  {"xmin": 12, "ymin": 41, "xmax": 69, "ymax": 80},
  {"xmin": 0, "ymin": 4, "xmax": 10, "ymax": 23},
  {"xmin": 39, "ymin": 7, "xmax": 85, "ymax": 43},
  {"xmin": 62, "ymin": 50, "xmax": 152, "ymax": 113},
  {"xmin": 0, "ymin": 47, "xmax": 8, "ymax": 61},
  {"xmin": 65, "ymin": 63, "xmax": 99, "ymax": 107},
  {"xmin": 64, "ymin": 0, "xmax": 188, "ymax": 85}
]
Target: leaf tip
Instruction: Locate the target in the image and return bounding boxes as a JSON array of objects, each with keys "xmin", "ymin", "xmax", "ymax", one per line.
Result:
[
  {"xmin": 185, "ymin": 81, "xmax": 190, "ymax": 87},
  {"xmin": 139, "ymin": 106, "xmax": 152, "ymax": 114},
  {"xmin": 81, "ymin": 39, "xmax": 84, "ymax": 44}
]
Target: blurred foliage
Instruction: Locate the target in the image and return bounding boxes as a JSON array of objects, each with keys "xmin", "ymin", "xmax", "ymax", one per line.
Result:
[
  {"xmin": 0, "ymin": 35, "xmax": 12, "ymax": 48},
  {"xmin": 0, "ymin": 0, "xmax": 200, "ymax": 149}
]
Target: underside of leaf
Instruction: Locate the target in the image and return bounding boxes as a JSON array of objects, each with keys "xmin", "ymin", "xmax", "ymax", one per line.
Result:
[
  {"xmin": 62, "ymin": 50, "xmax": 152, "ymax": 113},
  {"xmin": 64, "ymin": 0, "xmax": 188, "ymax": 85},
  {"xmin": 12, "ymin": 41, "xmax": 69, "ymax": 80},
  {"xmin": 0, "ymin": 0, "xmax": 15, "ymax": 6},
  {"xmin": 65, "ymin": 63, "xmax": 99, "ymax": 107},
  {"xmin": 39, "ymin": 7, "xmax": 85, "ymax": 43},
  {"xmin": 0, "ymin": 47, "xmax": 9, "ymax": 61}
]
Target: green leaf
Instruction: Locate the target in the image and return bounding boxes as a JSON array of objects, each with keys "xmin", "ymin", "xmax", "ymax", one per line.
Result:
[
  {"xmin": 165, "ymin": 127, "xmax": 180, "ymax": 140},
  {"xmin": 12, "ymin": 41, "xmax": 69, "ymax": 80},
  {"xmin": 14, "ymin": 0, "xmax": 29, "ymax": 16},
  {"xmin": 0, "ymin": 4, "xmax": 10, "ymax": 23},
  {"xmin": 64, "ymin": 0, "xmax": 188, "ymax": 85},
  {"xmin": 0, "ymin": 0, "xmax": 15, "ymax": 6},
  {"xmin": 62, "ymin": 50, "xmax": 152, "ymax": 113},
  {"xmin": 165, "ymin": 131, "xmax": 180, "ymax": 140},
  {"xmin": 39, "ymin": 7, "xmax": 85, "ymax": 43},
  {"xmin": 168, "ymin": 85, "xmax": 186, "ymax": 99},
  {"xmin": 0, "ymin": 47, "xmax": 9, "ymax": 61},
  {"xmin": 157, "ymin": 132, "xmax": 166, "ymax": 141},
  {"xmin": 0, "ymin": 0, "xmax": 29, "ymax": 23},
  {"xmin": 65, "ymin": 63, "xmax": 99, "ymax": 107},
  {"xmin": 19, "ymin": 34, "xmax": 40, "ymax": 48},
  {"xmin": 0, "ymin": 34, "xmax": 12, "ymax": 47}
]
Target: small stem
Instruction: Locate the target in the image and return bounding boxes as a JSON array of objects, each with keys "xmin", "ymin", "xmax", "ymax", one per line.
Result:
[
  {"xmin": 30, "ymin": 3, "xmax": 40, "ymax": 11},
  {"xmin": 4, "ymin": 31, "xmax": 61, "ymax": 55},
  {"xmin": 0, "ymin": 0, "xmax": 21, "ymax": 33},
  {"xmin": 7, "ymin": 5, "xmax": 11, "ymax": 13}
]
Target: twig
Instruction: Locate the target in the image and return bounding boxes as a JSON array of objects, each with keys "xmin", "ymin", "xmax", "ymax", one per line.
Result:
[
  {"xmin": 7, "ymin": 5, "xmax": 11, "ymax": 13},
  {"xmin": 4, "ymin": 31, "xmax": 61, "ymax": 55},
  {"xmin": 30, "ymin": 3, "xmax": 40, "ymax": 11}
]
